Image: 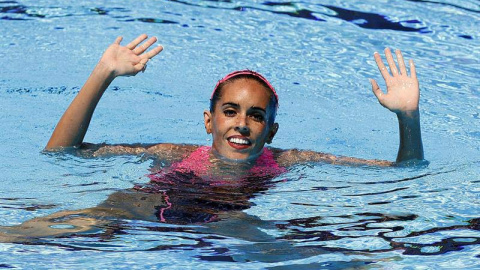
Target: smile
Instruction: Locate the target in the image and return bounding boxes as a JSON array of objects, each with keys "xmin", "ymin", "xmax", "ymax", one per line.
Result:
[
  {"xmin": 228, "ymin": 137, "xmax": 251, "ymax": 145},
  {"xmin": 227, "ymin": 136, "xmax": 252, "ymax": 149}
]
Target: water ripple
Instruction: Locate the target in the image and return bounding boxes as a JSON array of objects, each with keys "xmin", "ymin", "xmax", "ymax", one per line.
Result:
[
  {"xmin": 169, "ymin": 0, "xmax": 429, "ymax": 33},
  {"xmin": 405, "ymin": 0, "xmax": 480, "ymax": 14},
  {"xmin": 0, "ymin": 1, "xmax": 178, "ymax": 24},
  {"xmin": 345, "ymin": 187, "xmax": 409, "ymax": 197}
]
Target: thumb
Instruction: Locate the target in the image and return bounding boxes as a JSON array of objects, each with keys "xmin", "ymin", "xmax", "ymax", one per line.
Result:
[
  {"xmin": 113, "ymin": 36, "xmax": 123, "ymax": 45},
  {"xmin": 370, "ymin": 79, "xmax": 384, "ymax": 103}
]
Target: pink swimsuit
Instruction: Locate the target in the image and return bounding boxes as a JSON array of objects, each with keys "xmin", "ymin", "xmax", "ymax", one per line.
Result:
[
  {"xmin": 137, "ymin": 146, "xmax": 287, "ymax": 223},
  {"xmin": 160, "ymin": 146, "xmax": 286, "ymax": 179}
]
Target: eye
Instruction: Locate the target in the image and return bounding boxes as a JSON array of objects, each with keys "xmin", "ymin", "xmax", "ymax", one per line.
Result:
[
  {"xmin": 224, "ymin": 109, "xmax": 236, "ymax": 117},
  {"xmin": 250, "ymin": 113, "xmax": 265, "ymax": 122}
]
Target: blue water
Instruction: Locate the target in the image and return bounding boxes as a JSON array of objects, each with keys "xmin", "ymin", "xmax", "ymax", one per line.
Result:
[{"xmin": 1, "ymin": 0, "xmax": 479, "ymax": 268}]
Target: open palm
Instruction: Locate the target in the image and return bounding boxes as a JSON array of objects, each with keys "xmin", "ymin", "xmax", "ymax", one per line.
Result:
[
  {"xmin": 100, "ymin": 34, "xmax": 163, "ymax": 77},
  {"xmin": 370, "ymin": 48, "xmax": 419, "ymax": 114}
]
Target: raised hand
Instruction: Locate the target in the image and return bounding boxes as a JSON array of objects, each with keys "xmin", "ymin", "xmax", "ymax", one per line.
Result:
[
  {"xmin": 99, "ymin": 34, "xmax": 163, "ymax": 77},
  {"xmin": 46, "ymin": 34, "xmax": 164, "ymax": 150},
  {"xmin": 370, "ymin": 48, "xmax": 419, "ymax": 115},
  {"xmin": 369, "ymin": 48, "xmax": 424, "ymax": 163}
]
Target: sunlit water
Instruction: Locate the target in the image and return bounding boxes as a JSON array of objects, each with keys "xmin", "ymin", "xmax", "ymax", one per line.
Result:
[{"xmin": 0, "ymin": 0, "xmax": 479, "ymax": 269}]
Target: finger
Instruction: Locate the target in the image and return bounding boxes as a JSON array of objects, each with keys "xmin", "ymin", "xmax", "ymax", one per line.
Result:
[
  {"xmin": 141, "ymin": 45, "xmax": 164, "ymax": 60},
  {"xmin": 409, "ymin": 59, "xmax": 417, "ymax": 79},
  {"xmin": 114, "ymin": 36, "xmax": 123, "ymax": 45},
  {"xmin": 374, "ymin": 52, "xmax": 390, "ymax": 80},
  {"xmin": 126, "ymin": 34, "xmax": 148, "ymax": 50},
  {"xmin": 384, "ymin": 48, "xmax": 399, "ymax": 76},
  {"xmin": 370, "ymin": 79, "xmax": 385, "ymax": 104},
  {"xmin": 133, "ymin": 37, "xmax": 157, "ymax": 55},
  {"xmin": 133, "ymin": 58, "xmax": 149, "ymax": 74},
  {"xmin": 395, "ymin": 49, "xmax": 407, "ymax": 76}
]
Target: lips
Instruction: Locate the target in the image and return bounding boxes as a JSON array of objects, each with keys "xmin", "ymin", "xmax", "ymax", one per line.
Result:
[{"xmin": 227, "ymin": 136, "xmax": 251, "ymax": 149}]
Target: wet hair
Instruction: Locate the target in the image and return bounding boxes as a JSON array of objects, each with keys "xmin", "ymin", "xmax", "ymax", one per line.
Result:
[{"xmin": 209, "ymin": 75, "xmax": 278, "ymax": 124}]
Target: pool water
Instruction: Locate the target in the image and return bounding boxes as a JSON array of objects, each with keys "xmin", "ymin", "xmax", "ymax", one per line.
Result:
[{"xmin": 1, "ymin": 0, "xmax": 479, "ymax": 268}]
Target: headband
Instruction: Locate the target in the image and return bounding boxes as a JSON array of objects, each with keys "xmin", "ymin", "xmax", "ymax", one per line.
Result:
[{"xmin": 210, "ymin": 70, "xmax": 279, "ymax": 106}]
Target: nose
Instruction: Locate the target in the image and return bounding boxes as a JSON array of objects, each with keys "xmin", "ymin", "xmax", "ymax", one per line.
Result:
[
  {"xmin": 235, "ymin": 125, "xmax": 250, "ymax": 134},
  {"xmin": 234, "ymin": 115, "xmax": 250, "ymax": 135}
]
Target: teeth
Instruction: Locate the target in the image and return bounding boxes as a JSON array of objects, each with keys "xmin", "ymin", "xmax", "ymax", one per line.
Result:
[{"xmin": 229, "ymin": 137, "xmax": 250, "ymax": 145}]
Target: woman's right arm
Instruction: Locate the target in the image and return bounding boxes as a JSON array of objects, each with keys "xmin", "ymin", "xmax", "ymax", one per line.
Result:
[{"xmin": 45, "ymin": 34, "xmax": 163, "ymax": 150}]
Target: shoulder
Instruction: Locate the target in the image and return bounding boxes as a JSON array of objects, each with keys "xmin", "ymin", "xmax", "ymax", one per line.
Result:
[
  {"xmin": 78, "ymin": 142, "xmax": 200, "ymax": 162},
  {"xmin": 267, "ymin": 147, "xmax": 336, "ymax": 168},
  {"xmin": 146, "ymin": 143, "xmax": 197, "ymax": 153},
  {"xmin": 145, "ymin": 143, "xmax": 200, "ymax": 161}
]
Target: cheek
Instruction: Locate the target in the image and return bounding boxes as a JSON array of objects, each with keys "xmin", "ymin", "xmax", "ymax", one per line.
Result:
[
  {"xmin": 252, "ymin": 123, "xmax": 269, "ymax": 136},
  {"xmin": 212, "ymin": 115, "xmax": 230, "ymax": 131}
]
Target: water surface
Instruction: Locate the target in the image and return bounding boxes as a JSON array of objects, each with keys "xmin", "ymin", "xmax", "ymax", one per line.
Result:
[{"xmin": 0, "ymin": 0, "xmax": 479, "ymax": 269}]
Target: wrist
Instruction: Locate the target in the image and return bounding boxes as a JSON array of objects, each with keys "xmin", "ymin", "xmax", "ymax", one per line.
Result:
[
  {"xmin": 396, "ymin": 109, "xmax": 420, "ymax": 120},
  {"xmin": 95, "ymin": 60, "xmax": 117, "ymax": 81}
]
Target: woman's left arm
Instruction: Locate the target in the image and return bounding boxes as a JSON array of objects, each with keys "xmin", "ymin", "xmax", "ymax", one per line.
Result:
[
  {"xmin": 275, "ymin": 49, "xmax": 425, "ymax": 168},
  {"xmin": 370, "ymin": 48, "xmax": 424, "ymax": 164}
]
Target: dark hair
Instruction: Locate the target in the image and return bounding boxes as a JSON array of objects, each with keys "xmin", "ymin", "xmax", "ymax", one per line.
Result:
[{"xmin": 209, "ymin": 75, "xmax": 278, "ymax": 124}]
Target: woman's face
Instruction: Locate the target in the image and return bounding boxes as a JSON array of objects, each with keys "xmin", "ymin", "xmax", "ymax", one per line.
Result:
[{"xmin": 204, "ymin": 78, "xmax": 278, "ymax": 160}]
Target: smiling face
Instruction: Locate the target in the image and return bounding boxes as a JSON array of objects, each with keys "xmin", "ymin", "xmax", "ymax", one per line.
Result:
[{"xmin": 204, "ymin": 78, "xmax": 279, "ymax": 160}]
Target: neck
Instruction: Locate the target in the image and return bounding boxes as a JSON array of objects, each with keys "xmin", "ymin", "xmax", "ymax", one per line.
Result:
[{"xmin": 210, "ymin": 148, "xmax": 264, "ymax": 164}]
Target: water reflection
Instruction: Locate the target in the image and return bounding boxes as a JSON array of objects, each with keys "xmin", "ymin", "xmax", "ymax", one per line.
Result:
[
  {"xmin": 0, "ymin": 0, "xmax": 427, "ymax": 32},
  {"xmin": 170, "ymin": 0, "xmax": 429, "ymax": 32},
  {"xmin": 1, "ymin": 161, "xmax": 479, "ymax": 263}
]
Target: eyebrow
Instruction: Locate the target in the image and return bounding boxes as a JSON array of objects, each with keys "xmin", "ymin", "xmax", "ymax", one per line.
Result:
[
  {"xmin": 221, "ymin": 102, "xmax": 267, "ymax": 113},
  {"xmin": 221, "ymin": 102, "xmax": 239, "ymax": 108},
  {"xmin": 249, "ymin": 106, "xmax": 266, "ymax": 114}
]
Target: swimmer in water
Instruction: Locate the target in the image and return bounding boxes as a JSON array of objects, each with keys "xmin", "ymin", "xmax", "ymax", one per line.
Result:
[
  {"xmin": 0, "ymin": 34, "xmax": 425, "ymax": 243},
  {"xmin": 45, "ymin": 34, "xmax": 424, "ymax": 169}
]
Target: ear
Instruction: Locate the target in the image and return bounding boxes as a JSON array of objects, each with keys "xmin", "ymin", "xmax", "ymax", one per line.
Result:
[
  {"xmin": 266, "ymin": 123, "xmax": 279, "ymax": 144},
  {"xmin": 203, "ymin": 110, "xmax": 213, "ymax": 134}
]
